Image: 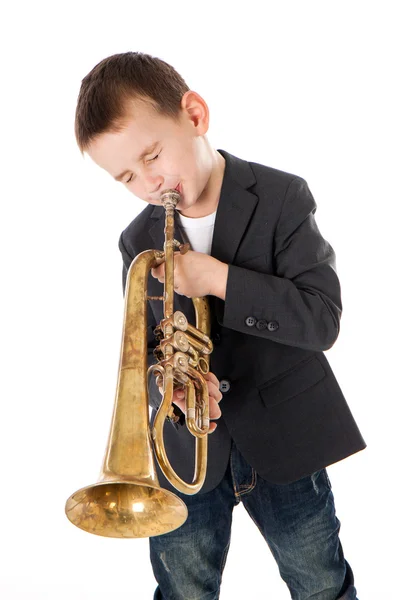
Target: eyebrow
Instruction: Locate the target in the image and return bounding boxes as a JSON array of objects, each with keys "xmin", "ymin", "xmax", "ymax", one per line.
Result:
[{"xmin": 114, "ymin": 142, "xmax": 159, "ymax": 181}]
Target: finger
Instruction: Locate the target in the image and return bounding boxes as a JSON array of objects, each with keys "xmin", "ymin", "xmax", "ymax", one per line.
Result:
[
  {"xmin": 203, "ymin": 371, "xmax": 221, "ymax": 391},
  {"xmin": 208, "ymin": 422, "xmax": 217, "ymax": 434},
  {"xmin": 174, "ymin": 386, "xmax": 221, "ymax": 418},
  {"xmin": 151, "ymin": 265, "xmax": 164, "ymax": 278},
  {"xmin": 171, "ymin": 377, "xmax": 221, "ymax": 404},
  {"xmin": 157, "ymin": 384, "xmax": 186, "ymax": 413},
  {"xmin": 173, "ymin": 397, "xmax": 186, "ymax": 413},
  {"xmin": 208, "ymin": 396, "xmax": 222, "ymax": 420},
  {"xmin": 206, "ymin": 380, "xmax": 223, "ymax": 403},
  {"xmin": 157, "ymin": 385, "xmax": 219, "ymax": 430},
  {"xmin": 171, "ymin": 391, "xmax": 220, "ymax": 421}
]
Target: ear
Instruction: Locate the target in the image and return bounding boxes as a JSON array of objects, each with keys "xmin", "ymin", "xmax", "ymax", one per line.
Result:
[{"xmin": 181, "ymin": 90, "xmax": 209, "ymax": 135}]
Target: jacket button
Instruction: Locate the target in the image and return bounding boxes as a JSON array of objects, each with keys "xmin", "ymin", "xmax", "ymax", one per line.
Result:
[
  {"xmin": 255, "ymin": 319, "xmax": 268, "ymax": 330},
  {"xmin": 267, "ymin": 320, "xmax": 279, "ymax": 331},
  {"xmin": 212, "ymin": 332, "xmax": 221, "ymax": 345},
  {"xmin": 219, "ymin": 379, "xmax": 231, "ymax": 393},
  {"xmin": 245, "ymin": 316, "xmax": 257, "ymax": 327}
]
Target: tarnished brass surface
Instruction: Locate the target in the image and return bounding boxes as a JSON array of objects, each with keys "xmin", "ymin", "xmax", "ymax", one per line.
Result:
[{"xmin": 65, "ymin": 189, "xmax": 213, "ymax": 538}]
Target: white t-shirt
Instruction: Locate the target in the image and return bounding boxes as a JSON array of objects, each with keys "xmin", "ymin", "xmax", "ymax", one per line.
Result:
[{"xmin": 176, "ymin": 210, "xmax": 217, "ymax": 256}]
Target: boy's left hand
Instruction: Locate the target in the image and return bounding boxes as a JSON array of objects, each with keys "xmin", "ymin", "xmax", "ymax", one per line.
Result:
[{"xmin": 151, "ymin": 250, "xmax": 224, "ymax": 298}]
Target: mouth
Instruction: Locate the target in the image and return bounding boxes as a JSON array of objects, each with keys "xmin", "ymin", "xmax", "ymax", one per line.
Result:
[{"xmin": 174, "ymin": 183, "xmax": 184, "ymax": 205}]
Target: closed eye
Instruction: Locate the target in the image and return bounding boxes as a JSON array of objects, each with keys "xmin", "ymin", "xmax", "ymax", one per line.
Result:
[{"xmin": 125, "ymin": 153, "xmax": 160, "ymax": 184}]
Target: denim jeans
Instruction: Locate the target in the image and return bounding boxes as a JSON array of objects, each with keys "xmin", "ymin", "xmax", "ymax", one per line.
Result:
[{"xmin": 150, "ymin": 440, "xmax": 358, "ymax": 600}]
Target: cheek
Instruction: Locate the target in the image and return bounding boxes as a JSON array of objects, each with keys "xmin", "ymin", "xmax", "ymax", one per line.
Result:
[
  {"xmin": 159, "ymin": 156, "xmax": 180, "ymax": 180},
  {"xmin": 166, "ymin": 146, "xmax": 194, "ymax": 179}
]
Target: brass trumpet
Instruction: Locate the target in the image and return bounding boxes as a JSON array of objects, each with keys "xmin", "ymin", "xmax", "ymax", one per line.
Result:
[{"xmin": 65, "ymin": 189, "xmax": 213, "ymax": 538}]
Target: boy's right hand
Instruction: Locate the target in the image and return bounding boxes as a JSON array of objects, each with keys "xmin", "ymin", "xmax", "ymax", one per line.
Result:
[{"xmin": 157, "ymin": 371, "xmax": 223, "ymax": 434}]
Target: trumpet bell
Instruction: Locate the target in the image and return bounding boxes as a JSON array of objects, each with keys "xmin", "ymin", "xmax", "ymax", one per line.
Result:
[{"xmin": 65, "ymin": 480, "xmax": 188, "ymax": 538}]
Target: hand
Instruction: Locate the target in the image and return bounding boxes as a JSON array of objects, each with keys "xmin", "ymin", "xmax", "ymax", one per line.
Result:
[
  {"xmin": 151, "ymin": 250, "xmax": 225, "ymax": 298},
  {"xmin": 157, "ymin": 371, "xmax": 223, "ymax": 434}
]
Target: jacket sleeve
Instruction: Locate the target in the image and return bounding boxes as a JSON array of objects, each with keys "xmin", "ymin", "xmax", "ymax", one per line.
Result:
[{"xmin": 219, "ymin": 177, "xmax": 342, "ymax": 352}]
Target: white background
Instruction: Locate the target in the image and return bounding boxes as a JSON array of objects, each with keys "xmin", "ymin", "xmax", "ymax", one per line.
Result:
[{"xmin": 1, "ymin": 1, "xmax": 398, "ymax": 598}]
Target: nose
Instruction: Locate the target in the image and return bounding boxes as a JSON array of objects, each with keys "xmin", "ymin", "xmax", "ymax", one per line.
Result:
[{"xmin": 145, "ymin": 178, "xmax": 163, "ymax": 199}]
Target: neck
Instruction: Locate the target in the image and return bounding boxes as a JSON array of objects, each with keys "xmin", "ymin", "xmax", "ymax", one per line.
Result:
[{"xmin": 178, "ymin": 149, "xmax": 226, "ymax": 218}]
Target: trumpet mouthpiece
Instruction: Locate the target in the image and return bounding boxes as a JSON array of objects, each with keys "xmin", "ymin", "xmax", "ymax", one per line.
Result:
[{"xmin": 160, "ymin": 188, "xmax": 181, "ymax": 208}]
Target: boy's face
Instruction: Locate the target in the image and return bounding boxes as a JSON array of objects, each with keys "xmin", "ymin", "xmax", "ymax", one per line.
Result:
[{"xmin": 86, "ymin": 91, "xmax": 219, "ymax": 215}]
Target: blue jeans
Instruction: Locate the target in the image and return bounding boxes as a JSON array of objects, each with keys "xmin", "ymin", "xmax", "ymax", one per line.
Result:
[{"xmin": 150, "ymin": 441, "xmax": 358, "ymax": 600}]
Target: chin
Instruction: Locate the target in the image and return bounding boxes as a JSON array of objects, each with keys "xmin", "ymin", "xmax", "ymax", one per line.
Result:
[{"xmin": 176, "ymin": 198, "xmax": 187, "ymax": 210}]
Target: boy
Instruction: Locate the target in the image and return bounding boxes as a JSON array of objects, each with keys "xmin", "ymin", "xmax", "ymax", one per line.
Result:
[{"xmin": 75, "ymin": 51, "xmax": 366, "ymax": 599}]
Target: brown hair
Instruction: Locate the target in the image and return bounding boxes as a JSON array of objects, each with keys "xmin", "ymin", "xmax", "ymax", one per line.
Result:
[{"xmin": 74, "ymin": 52, "xmax": 190, "ymax": 155}]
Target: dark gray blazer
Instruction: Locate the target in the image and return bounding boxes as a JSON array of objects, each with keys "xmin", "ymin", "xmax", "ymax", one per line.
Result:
[{"xmin": 118, "ymin": 148, "xmax": 367, "ymax": 494}]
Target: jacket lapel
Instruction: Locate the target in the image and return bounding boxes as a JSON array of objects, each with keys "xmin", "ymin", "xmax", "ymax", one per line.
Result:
[{"xmin": 209, "ymin": 149, "xmax": 258, "ymax": 265}]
